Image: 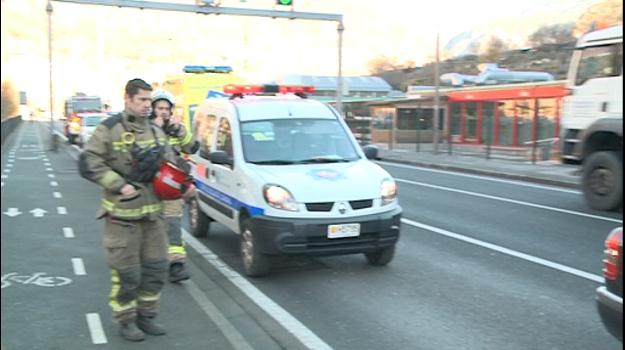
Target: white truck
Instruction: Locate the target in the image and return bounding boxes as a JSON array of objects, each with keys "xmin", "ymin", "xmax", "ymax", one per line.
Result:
[{"xmin": 561, "ymin": 25, "xmax": 623, "ymax": 211}]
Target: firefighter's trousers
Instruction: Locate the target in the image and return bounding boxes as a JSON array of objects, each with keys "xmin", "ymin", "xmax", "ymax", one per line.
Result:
[
  {"xmin": 104, "ymin": 216, "xmax": 168, "ymax": 323},
  {"xmin": 163, "ymin": 199, "xmax": 187, "ymax": 265}
]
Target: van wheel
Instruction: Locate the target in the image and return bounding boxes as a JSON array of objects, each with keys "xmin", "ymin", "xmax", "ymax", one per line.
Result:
[
  {"xmin": 365, "ymin": 245, "xmax": 396, "ymax": 266},
  {"xmin": 188, "ymin": 197, "xmax": 210, "ymax": 237},
  {"xmin": 240, "ymin": 219, "xmax": 271, "ymax": 277},
  {"xmin": 582, "ymin": 151, "xmax": 623, "ymax": 211}
]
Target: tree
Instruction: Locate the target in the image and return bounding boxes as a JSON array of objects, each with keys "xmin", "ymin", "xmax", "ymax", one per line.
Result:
[
  {"xmin": 366, "ymin": 55, "xmax": 416, "ymax": 75},
  {"xmin": 1, "ymin": 80, "xmax": 19, "ymax": 121},
  {"xmin": 529, "ymin": 23, "xmax": 576, "ymax": 47},
  {"xmin": 575, "ymin": 0, "xmax": 623, "ymax": 36},
  {"xmin": 483, "ymin": 36, "xmax": 509, "ymax": 62}
]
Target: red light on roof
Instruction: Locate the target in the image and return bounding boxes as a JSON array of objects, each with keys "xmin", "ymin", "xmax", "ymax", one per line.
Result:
[{"xmin": 223, "ymin": 84, "xmax": 315, "ymax": 96}]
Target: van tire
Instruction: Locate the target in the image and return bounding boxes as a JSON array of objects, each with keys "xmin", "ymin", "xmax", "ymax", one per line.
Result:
[
  {"xmin": 188, "ymin": 197, "xmax": 210, "ymax": 237},
  {"xmin": 240, "ymin": 219, "xmax": 271, "ymax": 277},
  {"xmin": 582, "ymin": 151, "xmax": 623, "ymax": 211},
  {"xmin": 365, "ymin": 245, "xmax": 396, "ymax": 266}
]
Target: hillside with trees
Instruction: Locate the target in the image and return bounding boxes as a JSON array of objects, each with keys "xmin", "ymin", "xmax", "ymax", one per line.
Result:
[{"xmin": 369, "ymin": 0, "xmax": 623, "ymax": 91}]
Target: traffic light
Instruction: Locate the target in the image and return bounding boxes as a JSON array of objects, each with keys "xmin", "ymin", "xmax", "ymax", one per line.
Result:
[{"xmin": 276, "ymin": 0, "xmax": 293, "ymax": 5}]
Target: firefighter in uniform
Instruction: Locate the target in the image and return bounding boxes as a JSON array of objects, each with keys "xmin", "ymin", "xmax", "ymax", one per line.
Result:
[
  {"xmin": 79, "ymin": 79, "xmax": 184, "ymax": 341},
  {"xmin": 150, "ymin": 89, "xmax": 198, "ymax": 283}
]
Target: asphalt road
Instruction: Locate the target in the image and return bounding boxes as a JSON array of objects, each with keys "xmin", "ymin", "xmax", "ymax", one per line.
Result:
[{"xmin": 2, "ymin": 121, "xmax": 622, "ymax": 350}]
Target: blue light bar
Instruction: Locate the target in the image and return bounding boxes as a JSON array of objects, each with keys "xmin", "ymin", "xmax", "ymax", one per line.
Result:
[{"xmin": 183, "ymin": 65, "xmax": 233, "ymax": 74}]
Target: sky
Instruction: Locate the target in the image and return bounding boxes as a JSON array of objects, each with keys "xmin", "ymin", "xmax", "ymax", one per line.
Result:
[{"xmin": 1, "ymin": 0, "xmax": 600, "ymax": 111}]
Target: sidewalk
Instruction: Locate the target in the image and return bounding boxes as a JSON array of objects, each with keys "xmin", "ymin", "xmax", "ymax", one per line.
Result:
[{"xmin": 375, "ymin": 143, "xmax": 581, "ymax": 189}]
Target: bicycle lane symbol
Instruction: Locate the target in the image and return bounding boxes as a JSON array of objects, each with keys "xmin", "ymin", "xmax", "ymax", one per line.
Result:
[{"xmin": 1, "ymin": 272, "xmax": 73, "ymax": 289}]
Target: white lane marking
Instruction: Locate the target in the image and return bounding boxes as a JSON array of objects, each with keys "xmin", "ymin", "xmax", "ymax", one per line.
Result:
[
  {"xmin": 72, "ymin": 258, "xmax": 86, "ymax": 275},
  {"xmin": 6, "ymin": 164, "xmax": 13, "ymax": 168},
  {"xmin": 50, "ymin": 181, "xmax": 58, "ymax": 187},
  {"xmin": 378, "ymin": 161, "xmax": 581, "ymax": 194},
  {"xmin": 1, "ymin": 182, "xmax": 4, "ymax": 187},
  {"xmin": 44, "ymin": 162, "xmax": 51, "ymax": 166},
  {"xmin": 86, "ymin": 313, "xmax": 107, "ymax": 345},
  {"xmin": 53, "ymin": 192, "xmax": 62, "ymax": 198},
  {"xmin": 396, "ymin": 178, "xmax": 623, "ymax": 224},
  {"xmin": 48, "ymin": 174, "xmax": 55, "ymax": 178},
  {"xmin": 57, "ymin": 207, "xmax": 67, "ymax": 214},
  {"xmin": 8, "ymin": 158, "xmax": 14, "ymax": 162},
  {"xmin": 1, "ymin": 175, "xmax": 7, "ymax": 179},
  {"xmin": 3, "ymin": 169, "xmax": 10, "ymax": 173},
  {"xmin": 4, "ymin": 208, "xmax": 22, "ymax": 217},
  {"xmin": 46, "ymin": 167, "xmax": 53, "ymax": 171},
  {"xmin": 30, "ymin": 208, "xmax": 47, "ymax": 217},
  {"xmin": 183, "ymin": 229, "xmax": 333, "ymax": 350},
  {"xmin": 401, "ymin": 218, "xmax": 604, "ymax": 283},
  {"xmin": 63, "ymin": 227, "xmax": 75, "ymax": 238},
  {"xmin": 184, "ymin": 280, "xmax": 255, "ymax": 350}
]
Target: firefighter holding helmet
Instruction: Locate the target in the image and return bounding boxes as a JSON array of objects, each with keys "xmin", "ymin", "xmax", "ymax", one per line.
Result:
[
  {"xmin": 151, "ymin": 89, "xmax": 199, "ymax": 283},
  {"xmin": 79, "ymin": 79, "xmax": 192, "ymax": 341}
]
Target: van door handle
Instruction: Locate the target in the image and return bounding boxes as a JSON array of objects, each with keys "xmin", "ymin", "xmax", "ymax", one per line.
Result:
[{"xmin": 601, "ymin": 102, "xmax": 608, "ymax": 112}]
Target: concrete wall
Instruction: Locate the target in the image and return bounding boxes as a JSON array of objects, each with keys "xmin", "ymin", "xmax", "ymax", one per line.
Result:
[{"xmin": 1, "ymin": 116, "xmax": 22, "ymax": 145}]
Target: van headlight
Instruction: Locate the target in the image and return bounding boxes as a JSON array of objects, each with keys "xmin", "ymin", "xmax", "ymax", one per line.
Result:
[
  {"xmin": 263, "ymin": 184, "xmax": 299, "ymax": 211},
  {"xmin": 380, "ymin": 179, "xmax": 397, "ymax": 205}
]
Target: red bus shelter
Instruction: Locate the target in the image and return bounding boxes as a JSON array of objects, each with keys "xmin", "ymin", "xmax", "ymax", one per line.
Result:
[{"xmin": 445, "ymin": 81, "xmax": 568, "ymax": 146}]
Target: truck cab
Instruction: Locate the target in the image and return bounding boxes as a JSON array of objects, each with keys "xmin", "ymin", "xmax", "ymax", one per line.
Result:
[{"xmin": 561, "ymin": 25, "xmax": 623, "ymax": 211}]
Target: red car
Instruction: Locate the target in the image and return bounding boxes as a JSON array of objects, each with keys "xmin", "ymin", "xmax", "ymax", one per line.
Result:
[{"xmin": 596, "ymin": 226, "xmax": 623, "ymax": 342}]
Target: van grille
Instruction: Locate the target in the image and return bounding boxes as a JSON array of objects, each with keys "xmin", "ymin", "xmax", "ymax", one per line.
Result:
[
  {"xmin": 305, "ymin": 202, "xmax": 334, "ymax": 212},
  {"xmin": 349, "ymin": 199, "xmax": 373, "ymax": 210}
]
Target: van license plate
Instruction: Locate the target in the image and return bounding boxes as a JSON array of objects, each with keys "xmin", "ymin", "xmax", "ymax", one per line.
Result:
[{"xmin": 327, "ymin": 223, "xmax": 360, "ymax": 239}]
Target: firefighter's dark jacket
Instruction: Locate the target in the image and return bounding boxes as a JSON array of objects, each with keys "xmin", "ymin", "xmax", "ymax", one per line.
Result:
[{"xmin": 79, "ymin": 111, "xmax": 176, "ymax": 220}]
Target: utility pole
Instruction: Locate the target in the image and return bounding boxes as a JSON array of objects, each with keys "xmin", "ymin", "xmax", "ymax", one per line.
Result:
[
  {"xmin": 47, "ymin": 0, "xmax": 58, "ymax": 152},
  {"xmin": 336, "ymin": 21, "xmax": 344, "ymax": 117},
  {"xmin": 433, "ymin": 32, "xmax": 440, "ymax": 154}
]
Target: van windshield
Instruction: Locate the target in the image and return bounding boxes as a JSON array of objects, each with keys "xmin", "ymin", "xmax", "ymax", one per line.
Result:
[
  {"xmin": 84, "ymin": 115, "xmax": 105, "ymax": 127},
  {"xmin": 240, "ymin": 119, "xmax": 361, "ymax": 164}
]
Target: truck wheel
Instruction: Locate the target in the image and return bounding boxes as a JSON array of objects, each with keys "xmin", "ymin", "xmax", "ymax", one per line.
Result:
[
  {"xmin": 582, "ymin": 151, "xmax": 623, "ymax": 211},
  {"xmin": 365, "ymin": 245, "xmax": 396, "ymax": 266},
  {"xmin": 188, "ymin": 197, "xmax": 210, "ymax": 237},
  {"xmin": 240, "ymin": 219, "xmax": 271, "ymax": 277}
]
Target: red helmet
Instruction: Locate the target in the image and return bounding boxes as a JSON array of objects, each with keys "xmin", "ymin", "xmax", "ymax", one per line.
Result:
[{"xmin": 152, "ymin": 161, "xmax": 192, "ymax": 200}]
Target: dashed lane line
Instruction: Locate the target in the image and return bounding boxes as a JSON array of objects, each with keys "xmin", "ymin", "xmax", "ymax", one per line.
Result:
[
  {"xmin": 63, "ymin": 227, "xmax": 75, "ymax": 238},
  {"xmin": 86, "ymin": 313, "xmax": 108, "ymax": 345},
  {"xmin": 53, "ymin": 192, "xmax": 62, "ymax": 198},
  {"xmin": 57, "ymin": 207, "xmax": 67, "ymax": 215},
  {"xmin": 72, "ymin": 258, "xmax": 86, "ymax": 275}
]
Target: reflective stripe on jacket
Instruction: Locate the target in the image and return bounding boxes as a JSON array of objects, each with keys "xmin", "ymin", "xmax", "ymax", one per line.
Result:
[{"xmin": 78, "ymin": 112, "xmax": 175, "ymax": 220}]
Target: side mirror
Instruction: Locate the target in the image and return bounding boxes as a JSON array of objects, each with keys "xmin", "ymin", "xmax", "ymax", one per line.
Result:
[
  {"xmin": 199, "ymin": 148, "xmax": 211, "ymax": 160},
  {"xmin": 209, "ymin": 150, "xmax": 233, "ymax": 166},
  {"xmin": 362, "ymin": 145, "xmax": 379, "ymax": 160}
]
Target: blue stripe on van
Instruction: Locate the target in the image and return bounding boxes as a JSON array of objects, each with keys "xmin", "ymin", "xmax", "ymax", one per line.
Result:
[{"xmin": 194, "ymin": 179, "xmax": 265, "ymax": 217}]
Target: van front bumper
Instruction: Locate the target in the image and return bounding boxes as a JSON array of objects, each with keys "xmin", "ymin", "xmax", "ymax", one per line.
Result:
[{"xmin": 250, "ymin": 206, "xmax": 402, "ymax": 256}]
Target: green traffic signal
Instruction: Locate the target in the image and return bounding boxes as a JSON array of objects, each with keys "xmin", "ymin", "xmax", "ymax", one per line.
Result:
[{"xmin": 277, "ymin": 0, "xmax": 293, "ymax": 5}]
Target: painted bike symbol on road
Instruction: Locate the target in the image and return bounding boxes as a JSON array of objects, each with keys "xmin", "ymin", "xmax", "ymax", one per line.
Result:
[{"xmin": 1, "ymin": 272, "xmax": 72, "ymax": 289}]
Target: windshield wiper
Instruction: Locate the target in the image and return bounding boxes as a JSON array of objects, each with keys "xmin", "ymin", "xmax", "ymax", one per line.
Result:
[
  {"xmin": 294, "ymin": 157, "xmax": 353, "ymax": 164},
  {"xmin": 249, "ymin": 160, "xmax": 296, "ymax": 165}
]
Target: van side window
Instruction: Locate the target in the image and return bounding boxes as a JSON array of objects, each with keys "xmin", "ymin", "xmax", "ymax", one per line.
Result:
[
  {"xmin": 194, "ymin": 113, "xmax": 217, "ymax": 160},
  {"xmin": 575, "ymin": 44, "xmax": 621, "ymax": 85},
  {"xmin": 216, "ymin": 118, "xmax": 233, "ymax": 159}
]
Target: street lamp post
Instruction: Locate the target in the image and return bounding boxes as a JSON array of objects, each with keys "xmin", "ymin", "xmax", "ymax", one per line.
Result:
[{"xmin": 47, "ymin": 0, "xmax": 58, "ymax": 152}]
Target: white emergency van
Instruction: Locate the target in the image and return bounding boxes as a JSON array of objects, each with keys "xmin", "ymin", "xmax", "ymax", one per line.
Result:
[{"xmin": 187, "ymin": 85, "xmax": 402, "ymax": 276}]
